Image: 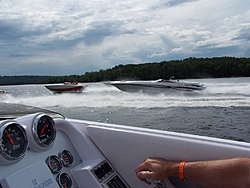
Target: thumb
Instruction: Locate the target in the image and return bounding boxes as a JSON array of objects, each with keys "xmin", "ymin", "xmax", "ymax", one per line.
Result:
[{"xmin": 137, "ymin": 171, "xmax": 154, "ymax": 184}]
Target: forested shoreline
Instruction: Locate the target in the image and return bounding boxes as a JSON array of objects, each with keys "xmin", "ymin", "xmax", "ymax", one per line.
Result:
[{"xmin": 1, "ymin": 57, "xmax": 250, "ymax": 85}]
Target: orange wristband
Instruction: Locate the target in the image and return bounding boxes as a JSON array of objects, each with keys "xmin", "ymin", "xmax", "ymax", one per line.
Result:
[{"xmin": 179, "ymin": 161, "xmax": 186, "ymax": 181}]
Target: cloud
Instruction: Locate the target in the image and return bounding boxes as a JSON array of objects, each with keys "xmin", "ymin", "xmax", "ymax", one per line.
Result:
[
  {"xmin": 82, "ymin": 20, "xmax": 135, "ymax": 46},
  {"xmin": 0, "ymin": 0, "xmax": 249, "ymax": 76}
]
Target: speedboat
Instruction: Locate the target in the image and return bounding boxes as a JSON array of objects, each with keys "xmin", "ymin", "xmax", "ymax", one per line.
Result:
[
  {"xmin": 0, "ymin": 90, "xmax": 10, "ymax": 99},
  {"xmin": 45, "ymin": 82, "xmax": 86, "ymax": 93},
  {"xmin": 0, "ymin": 102, "xmax": 250, "ymax": 188},
  {"xmin": 105, "ymin": 79, "xmax": 206, "ymax": 93},
  {"xmin": 0, "ymin": 90, "xmax": 9, "ymax": 94}
]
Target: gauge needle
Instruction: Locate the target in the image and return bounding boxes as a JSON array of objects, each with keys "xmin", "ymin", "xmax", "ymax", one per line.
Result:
[
  {"xmin": 41, "ymin": 122, "xmax": 48, "ymax": 134},
  {"xmin": 5, "ymin": 130, "xmax": 14, "ymax": 145},
  {"xmin": 63, "ymin": 181, "xmax": 67, "ymax": 188}
]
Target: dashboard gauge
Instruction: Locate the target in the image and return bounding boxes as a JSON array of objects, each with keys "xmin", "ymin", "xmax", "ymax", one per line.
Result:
[
  {"xmin": 58, "ymin": 150, "xmax": 74, "ymax": 167},
  {"xmin": 46, "ymin": 155, "xmax": 62, "ymax": 174},
  {"xmin": 33, "ymin": 114, "xmax": 56, "ymax": 148},
  {"xmin": 0, "ymin": 121, "xmax": 28, "ymax": 162},
  {"xmin": 56, "ymin": 173, "xmax": 73, "ymax": 188}
]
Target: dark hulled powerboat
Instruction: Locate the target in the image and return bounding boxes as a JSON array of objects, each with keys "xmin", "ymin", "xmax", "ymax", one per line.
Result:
[{"xmin": 105, "ymin": 79, "xmax": 206, "ymax": 93}]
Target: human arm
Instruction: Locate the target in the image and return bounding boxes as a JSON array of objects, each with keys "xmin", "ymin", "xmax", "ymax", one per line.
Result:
[{"xmin": 135, "ymin": 157, "xmax": 250, "ymax": 188}]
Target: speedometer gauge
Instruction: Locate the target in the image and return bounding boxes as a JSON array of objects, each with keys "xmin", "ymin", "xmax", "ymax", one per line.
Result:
[
  {"xmin": 32, "ymin": 114, "xmax": 56, "ymax": 148},
  {"xmin": 0, "ymin": 121, "xmax": 28, "ymax": 164},
  {"xmin": 56, "ymin": 173, "xmax": 73, "ymax": 188},
  {"xmin": 58, "ymin": 150, "xmax": 74, "ymax": 167},
  {"xmin": 46, "ymin": 155, "xmax": 62, "ymax": 174}
]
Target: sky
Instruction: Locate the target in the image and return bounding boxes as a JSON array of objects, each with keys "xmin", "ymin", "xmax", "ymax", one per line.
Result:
[{"xmin": 0, "ymin": 0, "xmax": 250, "ymax": 76}]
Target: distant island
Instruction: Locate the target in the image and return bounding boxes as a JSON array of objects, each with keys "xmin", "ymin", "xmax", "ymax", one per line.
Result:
[{"xmin": 0, "ymin": 57, "xmax": 250, "ymax": 85}]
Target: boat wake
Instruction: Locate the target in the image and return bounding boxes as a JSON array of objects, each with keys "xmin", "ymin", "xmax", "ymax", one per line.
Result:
[{"xmin": 0, "ymin": 78, "xmax": 249, "ymax": 109}]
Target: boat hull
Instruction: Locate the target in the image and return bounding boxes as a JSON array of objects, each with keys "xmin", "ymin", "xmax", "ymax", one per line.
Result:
[
  {"xmin": 106, "ymin": 79, "xmax": 206, "ymax": 93},
  {"xmin": 45, "ymin": 83, "xmax": 85, "ymax": 93}
]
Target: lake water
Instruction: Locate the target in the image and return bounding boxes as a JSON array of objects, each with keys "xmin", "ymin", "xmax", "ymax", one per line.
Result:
[{"xmin": 1, "ymin": 77, "xmax": 250, "ymax": 142}]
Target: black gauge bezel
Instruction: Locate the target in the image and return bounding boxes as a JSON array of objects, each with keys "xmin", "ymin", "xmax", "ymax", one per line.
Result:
[
  {"xmin": 56, "ymin": 173, "xmax": 73, "ymax": 188},
  {"xmin": 32, "ymin": 114, "xmax": 56, "ymax": 148},
  {"xmin": 0, "ymin": 121, "xmax": 28, "ymax": 161},
  {"xmin": 46, "ymin": 155, "xmax": 63, "ymax": 174},
  {"xmin": 58, "ymin": 150, "xmax": 74, "ymax": 167}
]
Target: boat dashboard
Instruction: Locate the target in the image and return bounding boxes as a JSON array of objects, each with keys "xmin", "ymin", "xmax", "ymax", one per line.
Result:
[{"xmin": 0, "ymin": 113, "xmax": 129, "ymax": 188}]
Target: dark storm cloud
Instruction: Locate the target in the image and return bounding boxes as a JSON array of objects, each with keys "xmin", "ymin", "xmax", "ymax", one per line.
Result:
[
  {"xmin": 167, "ymin": 0, "xmax": 200, "ymax": 6},
  {"xmin": 82, "ymin": 20, "xmax": 136, "ymax": 46},
  {"xmin": 151, "ymin": 0, "xmax": 199, "ymax": 9},
  {"xmin": 0, "ymin": 19, "xmax": 51, "ymax": 41},
  {"xmin": 233, "ymin": 27, "xmax": 250, "ymax": 41}
]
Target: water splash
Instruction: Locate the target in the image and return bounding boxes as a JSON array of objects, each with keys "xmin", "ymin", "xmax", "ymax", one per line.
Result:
[{"xmin": 1, "ymin": 78, "xmax": 249, "ymax": 109}]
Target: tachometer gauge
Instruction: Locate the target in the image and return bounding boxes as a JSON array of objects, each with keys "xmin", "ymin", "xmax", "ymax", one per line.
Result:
[
  {"xmin": 46, "ymin": 155, "xmax": 62, "ymax": 174},
  {"xmin": 0, "ymin": 121, "xmax": 28, "ymax": 165},
  {"xmin": 56, "ymin": 173, "xmax": 73, "ymax": 188},
  {"xmin": 32, "ymin": 114, "xmax": 56, "ymax": 149},
  {"xmin": 58, "ymin": 150, "xmax": 74, "ymax": 167}
]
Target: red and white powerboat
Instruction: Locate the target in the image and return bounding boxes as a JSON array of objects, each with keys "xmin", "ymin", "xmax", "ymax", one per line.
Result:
[{"xmin": 45, "ymin": 82, "xmax": 86, "ymax": 93}]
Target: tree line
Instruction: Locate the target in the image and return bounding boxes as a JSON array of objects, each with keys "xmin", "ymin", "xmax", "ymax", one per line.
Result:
[{"xmin": 0, "ymin": 57, "xmax": 250, "ymax": 85}]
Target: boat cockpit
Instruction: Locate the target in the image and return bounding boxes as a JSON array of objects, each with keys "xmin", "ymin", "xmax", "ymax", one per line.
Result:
[{"xmin": 1, "ymin": 103, "xmax": 250, "ymax": 188}]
